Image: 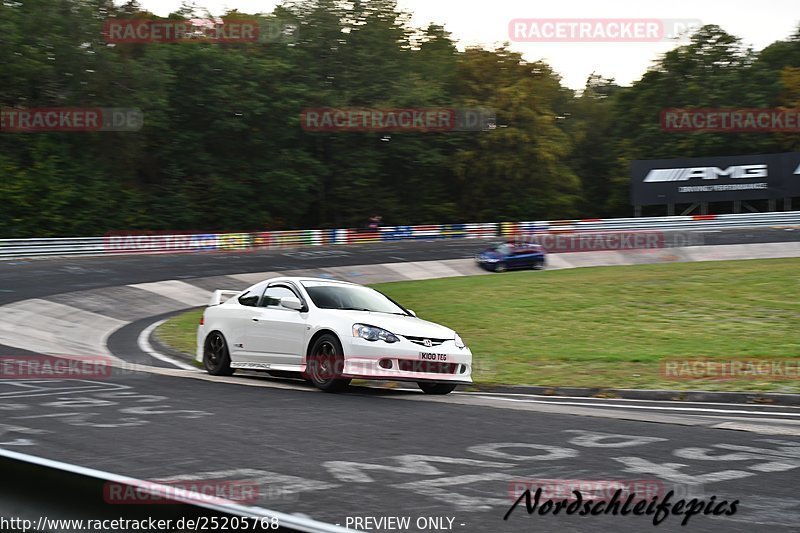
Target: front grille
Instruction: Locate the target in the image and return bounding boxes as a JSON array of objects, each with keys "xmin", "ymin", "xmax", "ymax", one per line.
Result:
[
  {"xmin": 398, "ymin": 360, "xmax": 458, "ymax": 374},
  {"xmin": 403, "ymin": 335, "xmax": 447, "ymax": 347}
]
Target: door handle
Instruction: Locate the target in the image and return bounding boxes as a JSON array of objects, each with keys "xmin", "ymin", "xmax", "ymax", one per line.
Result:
[{"xmin": 251, "ymin": 317, "xmax": 260, "ymax": 322}]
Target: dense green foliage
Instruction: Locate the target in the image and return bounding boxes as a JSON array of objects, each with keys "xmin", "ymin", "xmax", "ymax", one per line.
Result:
[{"xmin": 1, "ymin": 0, "xmax": 799, "ymax": 237}]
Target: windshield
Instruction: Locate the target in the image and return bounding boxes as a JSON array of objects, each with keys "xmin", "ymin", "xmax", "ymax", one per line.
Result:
[
  {"xmin": 493, "ymin": 243, "xmax": 512, "ymax": 255},
  {"xmin": 302, "ymin": 283, "xmax": 408, "ymax": 315}
]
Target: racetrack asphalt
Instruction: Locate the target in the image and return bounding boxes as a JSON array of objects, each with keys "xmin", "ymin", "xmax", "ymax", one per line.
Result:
[
  {"xmin": 1, "ymin": 228, "xmax": 799, "ymax": 532},
  {"xmin": 2, "ymin": 371, "xmax": 799, "ymax": 532}
]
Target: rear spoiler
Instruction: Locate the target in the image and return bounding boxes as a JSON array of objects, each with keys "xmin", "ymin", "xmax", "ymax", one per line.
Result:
[{"xmin": 209, "ymin": 290, "xmax": 241, "ymax": 306}]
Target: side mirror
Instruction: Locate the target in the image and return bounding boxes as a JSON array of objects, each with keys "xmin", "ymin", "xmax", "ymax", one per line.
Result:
[
  {"xmin": 407, "ymin": 309, "xmax": 417, "ymax": 317},
  {"xmin": 280, "ymin": 296, "xmax": 304, "ymax": 311}
]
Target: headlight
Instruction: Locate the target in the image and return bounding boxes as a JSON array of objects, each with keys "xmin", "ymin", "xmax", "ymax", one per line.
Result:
[
  {"xmin": 454, "ymin": 333, "xmax": 466, "ymax": 349},
  {"xmin": 353, "ymin": 324, "xmax": 399, "ymax": 343},
  {"xmin": 483, "ymin": 257, "xmax": 499, "ymax": 263}
]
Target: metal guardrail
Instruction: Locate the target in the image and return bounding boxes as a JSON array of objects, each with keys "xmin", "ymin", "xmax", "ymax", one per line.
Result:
[
  {"xmin": 1, "ymin": 212, "xmax": 799, "ymax": 259},
  {"xmin": 522, "ymin": 211, "xmax": 800, "ymax": 232},
  {"xmin": 0, "ymin": 448, "xmax": 349, "ymax": 533}
]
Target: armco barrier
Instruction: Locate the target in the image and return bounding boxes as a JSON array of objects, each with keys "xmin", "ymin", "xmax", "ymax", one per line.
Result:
[{"xmin": 1, "ymin": 212, "xmax": 799, "ymax": 259}]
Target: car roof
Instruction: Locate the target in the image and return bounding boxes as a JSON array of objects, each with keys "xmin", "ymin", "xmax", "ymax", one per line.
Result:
[{"xmin": 263, "ymin": 276, "xmax": 357, "ymax": 286}]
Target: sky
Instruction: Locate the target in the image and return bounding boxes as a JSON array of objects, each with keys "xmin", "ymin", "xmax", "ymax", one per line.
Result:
[{"xmin": 129, "ymin": 0, "xmax": 800, "ymax": 90}]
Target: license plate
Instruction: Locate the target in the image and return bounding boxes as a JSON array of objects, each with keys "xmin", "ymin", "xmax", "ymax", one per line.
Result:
[{"xmin": 419, "ymin": 352, "xmax": 448, "ymax": 362}]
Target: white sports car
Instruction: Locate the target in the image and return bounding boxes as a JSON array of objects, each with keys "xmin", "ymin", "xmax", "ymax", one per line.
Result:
[{"xmin": 196, "ymin": 277, "xmax": 473, "ymax": 394}]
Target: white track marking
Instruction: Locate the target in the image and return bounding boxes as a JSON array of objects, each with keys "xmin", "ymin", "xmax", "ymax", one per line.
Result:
[
  {"xmin": 131, "ymin": 365, "xmax": 315, "ymax": 391},
  {"xmin": 455, "ymin": 391, "xmax": 800, "ymax": 410},
  {"xmin": 0, "ymin": 380, "xmax": 128, "ymax": 399},
  {"xmin": 564, "ymin": 429, "xmax": 668, "ymax": 448},
  {"xmin": 711, "ymin": 422, "xmax": 800, "ymax": 436},
  {"xmin": 467, "ymin": 442, "xmax": 578, "ymax": 461},
  {"xmin": 612, "ymin": 455, "xmax": 754, "ymax": 485},
  {"xmin": 477, "ymin": 395, "xmax": 800, "ymax": 417},
  {"xmin": 324, "ymin": 456, "xmax": 513, "ymax": 483},
  {"xmin": 137, "ymin": 319, "xmax": 198, "ymax": 371},
  {"xmin": 695, "ymin": 415, "xmax": 800, "ymax": 425},
  {"xmin": 155, "ymin": 468, "xmax": 339, "ymax": 494}
]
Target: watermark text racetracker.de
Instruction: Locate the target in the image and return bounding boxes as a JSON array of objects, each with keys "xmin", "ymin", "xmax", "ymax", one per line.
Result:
[
  {"xmin": 104, "ymin": 479, "xmax": 260, "ymax": 505},
  {"xmin": 0, "ymin": 355, "xmax": 150, "ymax": 380},
  {"xmin": 513, "ymin": 230, "xmax": 702, "ymax": 252},
  {"xmin": 300, "ymin": 108, "xmax": 496, "ymax": 132},
  {"xmin": 508, "ymin": 18, "xmax": 702, "ymax": 42},
  {"xmin": 0, "ymin": 516, "xmax": 280, "ymax": 532},
  {"xmin": 103, "ymin": 231, "xmax": 253, "ymax": 254},
  {"xmin": 0, "ymin": 108, "xmax": 143, "ymax": 132},
  {"xmin": 661, "ymin": 358, "xmax": 800, "ymax": 380},
  {"xmin": 103, "ymin": 17, "xmax": 297, "ymax": 44},
  {"xmin": 661, "ymin": 108, "xmax": 800, "ymax": 133},
  {"xmin": 0, "ymin": 355, "xmax": 112, "ymax": 379}
]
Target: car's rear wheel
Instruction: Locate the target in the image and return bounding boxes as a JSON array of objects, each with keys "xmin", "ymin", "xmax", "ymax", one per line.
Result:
[
  {"xmin": 418, "ymin": 382, "xmax": 458, "ymax": 395},
  {"xmin": 306, "ymin": 334, "xmax": 351, "ymax": 392},
  {"xmin": 203, "ymin": 331, "xmax": 234, "ymax": 376},
  {"xmin": 533, "ymin": 259, "xmax": 545, "ymax": 270},
  {"xmin": 494, "ymin": 262, "xmax": 507, "ymax": 273}
]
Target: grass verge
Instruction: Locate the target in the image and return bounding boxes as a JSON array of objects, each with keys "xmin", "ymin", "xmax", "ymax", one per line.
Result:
[
  {"xmin": 157, "ymin": 258, "xmax": 800, "ymax": 393},
  {"xmin": 155, "ymin": 309, "xmax": 203, "ymax": 357}
]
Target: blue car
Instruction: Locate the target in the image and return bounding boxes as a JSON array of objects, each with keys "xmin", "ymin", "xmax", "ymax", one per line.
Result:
[{"xmin": 475, "ymin": 242, "xmax": 546, "ymax": 272}]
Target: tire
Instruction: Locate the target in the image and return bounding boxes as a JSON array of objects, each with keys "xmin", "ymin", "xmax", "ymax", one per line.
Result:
[
  {"xmin": 203, "ymin": 331, "xmax": 234, "ymax": 376},
  {"xmin": 306, "ymin": 334, "xmax": 351, "ymax": 392},
  {"xmin": 418, "ymin": 382, "xmax": 458, "ymax": 395},
  {"xmin": 494, "ymin": 262, "xmax": 507, "ymax": 273},
  {"xmin": 533, "ymin": 259, "xmax": 545, "ymax": 270}
]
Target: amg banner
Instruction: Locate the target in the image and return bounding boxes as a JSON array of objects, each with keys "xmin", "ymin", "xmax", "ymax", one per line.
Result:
[
  {"xmin": 631, "ymin": 152, "xmax": 800, "ymax": 205},
  {"xmin": 783, "ymin": 152, "xmax": 800, "ymax": 197}
]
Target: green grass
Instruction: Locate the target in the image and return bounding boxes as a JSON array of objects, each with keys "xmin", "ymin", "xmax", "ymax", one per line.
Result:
[
  {"xmin": 158, "ymin": 258, "xmax": 800, "ymax": 393},
  {"xmin": 156, "ymin": 308, "xmax": 203, "ymax": 357}
]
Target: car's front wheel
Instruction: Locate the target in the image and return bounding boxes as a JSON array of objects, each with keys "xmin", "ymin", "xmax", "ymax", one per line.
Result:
[
  {"xmin": 203, "ymin": 331, "xmax": 234, "ymax": 376},
  {"xmin": 494, "ymin": 262, "xmax": 507, "ymax": 273},
  {"xmin": 306, "ymin": 334, "xmax": 351, "ymax": 392},
  {"xmin": 418, "ymin": 382, "xmax": 458, "ymax": 395}
]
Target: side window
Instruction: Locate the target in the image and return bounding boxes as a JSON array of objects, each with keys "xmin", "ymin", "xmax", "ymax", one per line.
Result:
[
  {"xmin": 238, "ymin": 290, "xmax": 260, "ymax": 307},
  {"xmin": 261, "ymin": 285, "xmax": 297, "ymax": 307}
]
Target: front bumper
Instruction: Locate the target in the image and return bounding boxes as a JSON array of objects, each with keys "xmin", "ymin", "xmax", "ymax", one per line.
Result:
[
  {"xmin": 342, "ymin": 337, "xmax": 473, "ymax": 383},
  {"xmin": 475, "ymin": 254, "xmax": 500, "ymax": 270}
]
